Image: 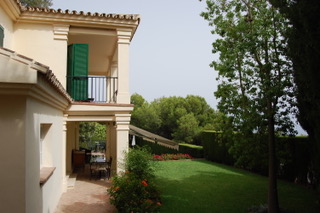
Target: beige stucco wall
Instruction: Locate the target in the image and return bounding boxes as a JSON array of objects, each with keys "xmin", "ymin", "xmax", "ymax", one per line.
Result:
[
  {"xmin": 13, "ymin": 23, "xmax": 68, "ymax": 87},
  {"xmin": 0, "ymin": 6, "xmax": 14, "ymax": 48},
  {"xmin": 0, "ymin": 94, "xmax": 65, "ymax": 213},
  {"xmin": 0, "ymin": 96, "xmax": 27, "ymax": 213},
  {"xmin": 25, "ymin": 96, "xmax": 65, "ymax": 213}
]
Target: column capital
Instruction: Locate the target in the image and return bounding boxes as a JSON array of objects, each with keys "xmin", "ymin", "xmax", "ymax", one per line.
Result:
[
  {"xmin": 117, "ymin": 28, "xmax": 132, "ymax": 44},
  {"xmin": 114, "ymin": 114, "xmax": 131, "ymax": 130},
  {"xmin": 63, "ymin": 114, "xmax": 68, "ymax": 131},
  {"xmin": 53, "ymin": 24, "xmax": 70, "ymax": 40}
]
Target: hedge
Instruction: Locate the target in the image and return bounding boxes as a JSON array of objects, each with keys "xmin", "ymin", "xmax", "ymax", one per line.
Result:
[
  {"xmin": 201, "ymin": 131, "xmax": 311, "ymax": 183},
  {"xmin": 277, "ymin": 136, "xmax": 311, "ymax": 182},
  {"xmin": 201, "ymin": 131, "xmax": 234, "ymax": 165},
  {"xmin": 133, "ymin": 136, "xmax": 204, "ymax": 158},
  {"xmin": 134, "ymin": 136, "xmax": 178, "ymax": 155},
  {"xmin": 179, "ymin": 143, "xmax": 204, "ymax": 158}
]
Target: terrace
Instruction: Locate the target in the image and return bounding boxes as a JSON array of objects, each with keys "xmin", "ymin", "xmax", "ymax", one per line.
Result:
[{"xmin": 66, "ymin": 27, "xmax": 127, "ymax": 104}]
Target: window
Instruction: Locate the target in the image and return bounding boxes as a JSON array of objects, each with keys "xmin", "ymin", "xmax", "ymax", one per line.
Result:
[
  {"xmin": 40, "ymin": 124, "xmax": 52, "ymax": 168},
  {"xmin": 0, "ymin": 26, "xmax": 4, "ymax": 47},
  {"xmin": 39, "ymin": 124, "xmax": 55, "ymax": 186}
]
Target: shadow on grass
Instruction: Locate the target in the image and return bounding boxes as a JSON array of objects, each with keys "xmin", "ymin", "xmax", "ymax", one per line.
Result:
[{"xmin": 155, "ymin": 160, "xmax": 320, "ymax": 213}]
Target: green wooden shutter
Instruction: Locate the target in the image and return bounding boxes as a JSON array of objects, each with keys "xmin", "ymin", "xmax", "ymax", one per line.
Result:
[
  {"xmin": 0, "ymin": 26, "xmax": 4, "ymax": 47},
  {"xmin": 67, "ymin": 43, "xmax": 89, "ymax": 101}
]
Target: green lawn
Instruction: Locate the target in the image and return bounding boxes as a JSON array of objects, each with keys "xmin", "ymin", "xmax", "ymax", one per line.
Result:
[{"xmin": 154, "ymin": 160, "xmax": 320, "ymax": 213}]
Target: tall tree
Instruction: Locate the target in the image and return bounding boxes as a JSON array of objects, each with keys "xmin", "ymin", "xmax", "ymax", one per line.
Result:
[
  {"xmin": 20, "ymin": 0, "xmax": 53, "ymax": 8},
  {"xmin": 268, "ymin": 0, "xmax": 320, "ymax": 188},
  {"xmin": 201, "ymin": 0, "xmax": 296, "ymax": 212}
]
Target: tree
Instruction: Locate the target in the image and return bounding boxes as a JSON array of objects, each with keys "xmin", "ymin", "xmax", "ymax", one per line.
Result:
[
  {"xmin": 20, "ymin": 0, "xmax": 53, "ymax": 8},
  {"xmin": 131, "ymin": 93, "xmax": 146, "ymax": 109},
  {"xmin": 79, "ymin": 122, "xmax": 106, "ymax": 150},
  {"xmin": 131, "ymin": 94, "xmax": 228, "ymax": 144},
  {"xmin": 152, "ymin": 95, "xmax": 226, "ymax": 143},
  {"xmin": 172, "ymin": 113, "xmax": 200, "ymax": 143},
  {"xmin": 268, "ymin": 0, "xmax": 320, "ymax": 189},
  {"xmin": 152, "ymin": 96, "xmax": 187, "ymax": 139},
  {"xmin": 201, "ymin": 0, "xmax": 296, "ymax": 212},
  {"xmin": 131, "ymin": 93, "xmax": 162, "ymax": 132}
]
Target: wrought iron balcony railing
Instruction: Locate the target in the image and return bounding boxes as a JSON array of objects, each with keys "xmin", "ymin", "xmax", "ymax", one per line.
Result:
[{"xmin": 67, "ymin": 76, "xmax": 118, "ymax": 103}]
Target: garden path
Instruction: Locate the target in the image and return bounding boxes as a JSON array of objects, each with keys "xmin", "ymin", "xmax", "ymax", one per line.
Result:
[{"xmin": 54, "ymin": 166, "xmax": 116, "ymax": 213}]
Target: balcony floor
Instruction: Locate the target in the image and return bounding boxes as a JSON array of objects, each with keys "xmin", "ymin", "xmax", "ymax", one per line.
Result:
[{"xmin": 55, "ymin": 165, "xmax": 116, "ymax": 213}]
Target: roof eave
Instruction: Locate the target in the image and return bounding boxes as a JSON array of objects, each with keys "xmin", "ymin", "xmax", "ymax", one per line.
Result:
[
  {"xmin": 18, "ymin": 10, "xmax": 140, "ymax": 40},
  {"xmin": 0, "ymin": 0, "xmax": 22, "ymax": 21}
]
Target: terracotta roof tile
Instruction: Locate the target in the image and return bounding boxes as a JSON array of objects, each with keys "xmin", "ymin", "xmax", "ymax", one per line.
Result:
[{"xmin": 15, "ymin": 0, "xmax": 140, "ymax": 21}]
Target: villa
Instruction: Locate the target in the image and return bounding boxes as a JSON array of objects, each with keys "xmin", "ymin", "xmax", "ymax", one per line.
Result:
[{"xmin": 0, "ymin": 0, "xmax": 140, "ymax": 212}]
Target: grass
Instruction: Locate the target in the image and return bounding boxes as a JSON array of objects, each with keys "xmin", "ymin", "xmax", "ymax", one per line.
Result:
[{"xmin": 154, "ymin": 160, "xmax": 320, "ymax": 213}]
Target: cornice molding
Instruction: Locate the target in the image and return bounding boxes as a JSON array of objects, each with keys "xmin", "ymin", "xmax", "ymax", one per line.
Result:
[{"xmin": 53, "ymin": 24, "xmax": 69, "ymax": 40}]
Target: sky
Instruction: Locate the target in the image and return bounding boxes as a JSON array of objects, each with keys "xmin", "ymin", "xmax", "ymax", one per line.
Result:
[{"xmin": 52, "ymin": 0, "xmax": 219, "ymax": 108}]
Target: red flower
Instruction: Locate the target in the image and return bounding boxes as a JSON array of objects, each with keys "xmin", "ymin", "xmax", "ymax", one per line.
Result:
[{"xmin": 141, "ymin": 179, "xmax": 148, "ymax": 186}]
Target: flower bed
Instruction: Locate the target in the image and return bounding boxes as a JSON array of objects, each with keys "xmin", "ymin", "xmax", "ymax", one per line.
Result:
[{"xmin": 153, "ymin": 153, "xmax": 192, "ymax": 161}]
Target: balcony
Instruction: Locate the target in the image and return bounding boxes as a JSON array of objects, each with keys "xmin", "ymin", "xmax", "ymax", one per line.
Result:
[{"xmin": 67, "ymin": 76, "xmax": 118, "ymax": 103}]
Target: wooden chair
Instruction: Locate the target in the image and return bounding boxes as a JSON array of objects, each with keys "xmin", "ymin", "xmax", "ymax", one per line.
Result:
[
  {"xmin": 89, "ymin": 162, "xmax": 99, "ymax": 180},
  {"xmin": 90, "ymin": 157, "xmax": 113, "ymax": 180}
]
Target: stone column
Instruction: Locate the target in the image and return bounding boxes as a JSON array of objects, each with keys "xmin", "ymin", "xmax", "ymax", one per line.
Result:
[
  {"xmin": 108, "ymin": 122, "xmax": 117, "ymax": 172},
  {"xmin": 62, "ymin": 115, "xmax": 68, "ymax": 192},
  {"xmin": 66, "ymin": 121, "xmax": 77, "ymax": 174},
  {"xmin": 114, "ymin": 114, "xmax": 131, "ymax": 174},
  {"xmin": 75, "ymin": 122, "xmax": 80, "ymax": 150},
  {"xmin": 116, "ymin": 29, "xmax": 132, "ymax": 104}
]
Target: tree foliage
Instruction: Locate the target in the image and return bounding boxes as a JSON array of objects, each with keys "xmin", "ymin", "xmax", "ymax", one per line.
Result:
[
  {"xmin": 268, "ymin": 0, "xmax": 320, "ymax": 189},
  {"xmin": 79, "ymin": 122, "xmax": 106, "ymax": 149},
  {"xmin": 130, "ymin": 93, "xmax": 229, "ymax": 144},
  {"xmin": 131, "ymin": 94, "xmax": 161, "ymax": 132},
  {"xmin": 20, "ymin": 0, "xmax": 52, "ymax": 8},
  {"xmin": 200, "ymin": 0, "xmax": 296, "ymax": 212}
]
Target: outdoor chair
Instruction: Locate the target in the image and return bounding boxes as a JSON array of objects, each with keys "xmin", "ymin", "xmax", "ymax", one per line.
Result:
[
  {"xmin": 90, "ymin": 159, "xmax": 112, "ymax": 180},
  {"xmin": 89, "ymin": 162, "xmax": 100, "ymax": 180}
]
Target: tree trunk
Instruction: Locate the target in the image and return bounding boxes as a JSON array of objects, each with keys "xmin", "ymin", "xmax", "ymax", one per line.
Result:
[{"xmin": 267, "ymin": 102, "xmax": 279, "ymax": 213}]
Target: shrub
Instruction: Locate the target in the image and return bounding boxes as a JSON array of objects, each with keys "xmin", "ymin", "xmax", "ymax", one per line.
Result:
[{"xmin": 108, "ymin": 147, "xmax": 161, "ymax": 212}]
